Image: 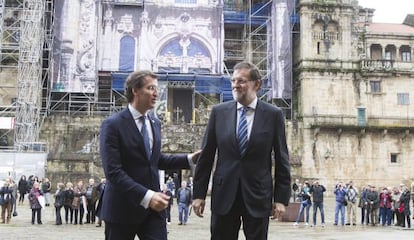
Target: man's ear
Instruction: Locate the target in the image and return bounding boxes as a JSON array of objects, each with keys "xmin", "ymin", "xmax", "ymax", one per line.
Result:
[
  {"xmin": 255, "ymin": 79, "xmax": 262, "ymax": 90},
  {"xmin": 132, "ymin": 87, "xmax": 139, "ymax": 95}
]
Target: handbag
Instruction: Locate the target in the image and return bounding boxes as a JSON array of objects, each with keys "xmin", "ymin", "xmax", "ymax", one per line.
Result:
[
  {"xmin": 398, "ymin": 203, "xmax": 405, "ymax": 213},
  {"xmin": 38, "ymin": 195, "xmax": 45, "ymax": 208}
]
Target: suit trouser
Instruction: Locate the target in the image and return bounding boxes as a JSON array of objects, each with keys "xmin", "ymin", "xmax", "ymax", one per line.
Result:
[
  {"xmin": 104, "ymin": 210, "xmax": 167, "ymax": 240},
  {"xmin": 211, "ymin": 188, "xmax": 269, "ymax": 240}
]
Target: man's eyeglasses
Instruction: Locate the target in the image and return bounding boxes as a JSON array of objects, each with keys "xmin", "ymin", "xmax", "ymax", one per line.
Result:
[
  {"xmin": 230, "ymin": 79, "xmax": 256, "ymax": 85},
  {"xmin": 146, "ymin": 85, "xmax": 158, "ymax": 91}
]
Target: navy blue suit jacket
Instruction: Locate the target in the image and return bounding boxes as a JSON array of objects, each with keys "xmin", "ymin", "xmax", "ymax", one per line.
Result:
[
  {"xmin": 193, "ymin": 100, "xmax": 291, "ymax": 218},
  {"xmin": 99, "ymin": 108, "xmax": 190, "ymax": 224}
]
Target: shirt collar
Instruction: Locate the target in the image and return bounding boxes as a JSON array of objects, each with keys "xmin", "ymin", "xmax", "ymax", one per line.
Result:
[
  {"xmin": 128, "ymin": 104, "xmax": 147, "ymax": 120},
  {"xmin": 237, "ymin": 97, "xmax": 257, "ymax": 110}
]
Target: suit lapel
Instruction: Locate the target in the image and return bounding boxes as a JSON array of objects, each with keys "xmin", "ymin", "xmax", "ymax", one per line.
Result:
[
  {"xmin": 249, "ymin": 100, "xmax": 266, "ymax": 146},
  {"xmin": 120, "ymin": 108, "xmax": 151, "ymax": 160},
  {"xmin": 120, "ymin": 108, "xmax": 140, "ymax": 139},
  {"xmin": 221, "ymin": 102, "xmax": 239, "ymax": 154}
]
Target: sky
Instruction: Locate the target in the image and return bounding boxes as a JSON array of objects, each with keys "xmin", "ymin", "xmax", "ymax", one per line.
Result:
[{"xmin": 358, "ymin": 0, "xmax": 414, "ymax": 24}]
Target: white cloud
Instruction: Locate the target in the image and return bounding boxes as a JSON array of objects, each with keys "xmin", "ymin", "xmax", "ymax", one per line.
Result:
[{"xmin": 358, "ymin": 0, "xmax": 414, "ymax": 24}]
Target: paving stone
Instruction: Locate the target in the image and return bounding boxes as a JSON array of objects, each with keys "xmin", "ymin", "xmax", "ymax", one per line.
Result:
[{"xmin": 0, "ymin": 197, "xmax": 413, "ymax": 239}]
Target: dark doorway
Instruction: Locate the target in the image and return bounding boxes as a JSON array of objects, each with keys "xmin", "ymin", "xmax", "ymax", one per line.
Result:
[{"xmin": 171, "ymin": 88, "xmax": 193, "ymax": 124}]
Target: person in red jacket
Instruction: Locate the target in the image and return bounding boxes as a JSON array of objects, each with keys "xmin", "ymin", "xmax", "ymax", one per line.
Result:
[{"xmin": 379, "ymin": 187, "xmax": 392, "ymax": 226}]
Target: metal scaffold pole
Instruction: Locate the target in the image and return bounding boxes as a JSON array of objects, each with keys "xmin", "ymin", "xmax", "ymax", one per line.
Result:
[
  {"xmin": 14, "ymin": 0, "xmax": 45, "ymax": 150},
  {"xmin": 0, "ymin": 0, "xmax": 4, "ymax": 61}
]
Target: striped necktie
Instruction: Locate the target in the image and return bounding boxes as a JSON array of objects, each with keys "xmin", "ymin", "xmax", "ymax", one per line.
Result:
[
  {"xmin": 140, "ymin": 115, "xmax": 151, "ymax": 159},
  {"xmin": 237, "ymin": 106, "xmax": 248, "ymax": 156}
]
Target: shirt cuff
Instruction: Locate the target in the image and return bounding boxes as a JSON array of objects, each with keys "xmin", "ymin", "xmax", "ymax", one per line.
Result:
[
  {"xmin": 140, "ymin": 189, "xmax": 155, "ymax": 209},
  {"xmin": 187, "ymin": 154, "xmax": 195, "ymax": 166}
]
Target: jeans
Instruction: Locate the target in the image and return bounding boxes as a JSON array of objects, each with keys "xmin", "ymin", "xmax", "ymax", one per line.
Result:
[
  {"xmin": 334, "ymin": 201, "xmax": 345, "ymax": 225},
  {"xmin": 178, "ymin": 202, "xmax": 189, "ymax": 224},
  {"xmin": 312, "ymin": 201, "xmax": 325, "ymax": 225},
  {"xmin": 379, "ymin": 207, "xmax": 391, "ymax": 225},
  {"xmin": 295, "ymin": 202, "xmax": 311, "ymax": 223}
]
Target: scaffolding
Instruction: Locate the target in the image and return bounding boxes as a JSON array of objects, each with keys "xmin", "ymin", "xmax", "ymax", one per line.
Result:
[
  {"xmin": 0, "ymin": 1, "xmax": 4, "ymax": 58},
  {"xmin": 14, "ymin": 0, "xmax": 46, "ymax": 150},
  {"xmin": 223, "ymin": 1, "xmax": 273, "ymax": 97},
  {"xmin": 0, "ymin": 0, "xmax": 23, "ymax": 149}
]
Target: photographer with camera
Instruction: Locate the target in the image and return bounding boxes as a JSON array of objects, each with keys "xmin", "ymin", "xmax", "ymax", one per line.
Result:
[
  {"xmin": 333, "ymin": 181, "xmax": 347, "ymax": 226},
  {"xmin": 345, "ymin": 181, "xmax": 358, "ymax": 225},
  {"xmin": 309, "ymin": 180, "xmax": 326, "ymax": 227}
]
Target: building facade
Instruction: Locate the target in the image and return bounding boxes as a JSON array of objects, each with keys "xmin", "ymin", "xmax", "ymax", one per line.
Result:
[
  {"xmin": 0, "ymin": 0, "xmax": 413, "ymax": 187},
  {"xmin": 292, "ymin": 0, "xmax": 414, "ymax": 188}
]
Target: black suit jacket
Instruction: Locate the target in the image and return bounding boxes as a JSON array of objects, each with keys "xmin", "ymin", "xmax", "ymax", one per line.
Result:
[
  {"xmin": 193, "ymin": 100, "xmax": 291, "ymax": 218},
  {"xmin": 99, "ymin": 108, "xmax": 190, "ymax": 224}
]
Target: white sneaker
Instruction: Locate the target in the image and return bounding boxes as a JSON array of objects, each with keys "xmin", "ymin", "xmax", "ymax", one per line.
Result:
[
  {"xmin": 293, "ymin": 222, "xmax": 299, "ymax": 226},
  {"xmin": 321, "ymin": 223, "xmax": 325, "ymax": 227},
  {"xmin": 305, "ymin": 222, "xmax": 309, "ymax": 226}
]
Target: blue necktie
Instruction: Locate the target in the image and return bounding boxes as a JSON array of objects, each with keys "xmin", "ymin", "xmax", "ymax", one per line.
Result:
[
  {"xmin": 140, "ymin": 115, "xmax": 151, "ymax": 159},
  {"xmin": 237, "ymin": 106, "xmax": 248, "ymax": 156}
]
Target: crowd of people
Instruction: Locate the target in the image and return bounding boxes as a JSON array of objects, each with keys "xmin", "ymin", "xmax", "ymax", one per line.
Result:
[
  {"xmin": 292, "ymin": 179, "xmax": 412, "ymax": 228},
  {"xmin": 0, "ymin": 175, "xmax": 106, "ymax": 226},
  {"xmin": 0, "ymin": 172, "xmax": 198, "ymax": 228}
]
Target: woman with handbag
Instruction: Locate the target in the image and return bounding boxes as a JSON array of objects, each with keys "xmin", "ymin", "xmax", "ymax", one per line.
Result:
[
  {"xmin": 72, "ymin": 180, "xmax": 87, "ymax": 225},
  {"xmin": 399, "ymin": 185, "xmax": 411, "ymax": 228},
  {"xmin": 28, "ymin": 181, "xmax": 43, "ymax": 224}
]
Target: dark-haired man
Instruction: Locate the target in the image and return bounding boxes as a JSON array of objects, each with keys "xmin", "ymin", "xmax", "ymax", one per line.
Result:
[
  {"xmin": 192, "ymin": 61, "xmax": 291, "ymax": 239},
  {"xmin": 100, "ymin": 70, "xmax": 201, "ymax": 240}
]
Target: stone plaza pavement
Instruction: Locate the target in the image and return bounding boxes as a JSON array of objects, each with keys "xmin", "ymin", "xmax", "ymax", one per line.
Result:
[{"xmin": 0, "ymin": 197, "xmax": 413, "ymax": 240}]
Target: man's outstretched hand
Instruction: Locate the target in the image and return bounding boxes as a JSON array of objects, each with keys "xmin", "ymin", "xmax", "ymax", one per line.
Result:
[{"xmin": 149, "ymin": 192, "xmax": 170, "ymax": 212}]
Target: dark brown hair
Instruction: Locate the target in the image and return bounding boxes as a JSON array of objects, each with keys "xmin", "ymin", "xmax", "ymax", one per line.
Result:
[
  {"xmin": 233, "ymin": 61, "xmax": 261, "ymax": 81},
  {"xmin": 124, "ymin": 70, "xmax": 157, "ymax": 103}
]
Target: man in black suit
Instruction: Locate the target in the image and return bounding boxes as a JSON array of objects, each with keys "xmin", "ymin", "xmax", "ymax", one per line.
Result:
[
  {"xmin": 192, "ymin": 61, "xmax": 291, "ymax": 239},
  {"xmin": 100, "ymin": 70, "xmax": 201, "ymax": 240}
]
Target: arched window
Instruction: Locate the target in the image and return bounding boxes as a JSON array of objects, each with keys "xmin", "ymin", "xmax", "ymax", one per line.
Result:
[
  {"xmin": 158, "ymin": 36, "xmax": 212, "ymax": 73},
  {"xmin": 119, "ymin": 36, "xmax": 135, "ymax": 71}
]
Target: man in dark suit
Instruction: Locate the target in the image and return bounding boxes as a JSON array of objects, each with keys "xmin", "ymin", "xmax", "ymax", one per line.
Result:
[
  {"xmin": 100, "ymin": 70, "xmax": 201, "ymax": 240},
  {"xmin": 192, "ymin": 61, "xmax": 291, "ymax": 239}
]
